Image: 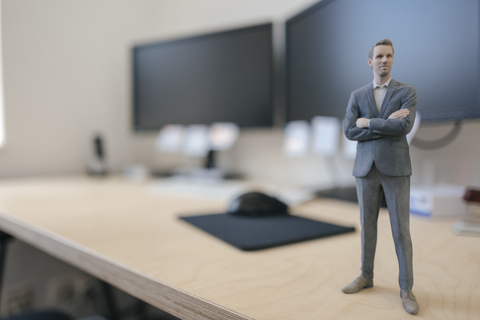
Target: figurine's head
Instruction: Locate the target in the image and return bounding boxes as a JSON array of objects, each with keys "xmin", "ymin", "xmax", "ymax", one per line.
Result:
[
  {"xmin": 368, "ymin": 38, "xmax": 394, "ymax": 80},
  {"xmin": 368, "ymin": 38, "xmax": 394, "ymax": 60}
]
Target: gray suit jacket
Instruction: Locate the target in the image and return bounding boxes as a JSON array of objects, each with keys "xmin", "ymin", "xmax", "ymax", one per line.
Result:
[{"xmin": 344, "ymin": 79, "xmax": 417, "ymax": 177}]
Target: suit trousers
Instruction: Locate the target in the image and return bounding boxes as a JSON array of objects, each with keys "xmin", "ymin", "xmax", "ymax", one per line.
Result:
[{"xmin": 355, "ymin": 162, "xmax": 413, "ymax": 290}]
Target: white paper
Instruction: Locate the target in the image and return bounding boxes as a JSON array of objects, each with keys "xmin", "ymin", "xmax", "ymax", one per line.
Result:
[
  {"xmin": 155, "ymin": 125, "xmax": 184, "ymax": 153},
  {"xmin": 283, "ymin": 120, "xmax": 310, "ymax": 157},
  {"xmin": 182, "ymin": 125, "xmax": 210, "ymax": 157},
  {"xmin": 311, "ymin": 116, "xmax": 341, "ymax": 157},
  {"xmin": 209, "ymin": 122, "xmax": 240, "ymax": 151},
  {"xmin": 342, "ymin": 120, "xmax": 357, "ymax": 159}
]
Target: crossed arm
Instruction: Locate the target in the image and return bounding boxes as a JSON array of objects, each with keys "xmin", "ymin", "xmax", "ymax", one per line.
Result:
[
  {"xmin": 344, "ymin": 86, "xmax": 417, "ymax": 142},
  {"xmin": 356, "ymin": 109, "xmax": 410, "ymax": 128}
]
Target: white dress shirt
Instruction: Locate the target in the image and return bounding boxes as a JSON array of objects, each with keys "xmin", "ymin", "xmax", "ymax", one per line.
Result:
[
  {"xmin": 373, "ymin": 78, "xmax": 392, "ymax": 112},
  {"xmin": 367, "ymin": 78, "xmax": 392, "ymax": 128}
]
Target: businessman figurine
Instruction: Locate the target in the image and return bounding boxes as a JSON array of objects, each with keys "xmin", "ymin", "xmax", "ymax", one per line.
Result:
[{"xmin": 343, "ymin": 39, "xmax": 419, "ymax": 315}]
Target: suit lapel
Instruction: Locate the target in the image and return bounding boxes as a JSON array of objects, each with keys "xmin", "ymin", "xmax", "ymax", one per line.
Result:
[
  {"xmin": 378, "ymin": 79, "xmax": 397, "ymax": 118},
  {"xmin": 366, "ymin": 82, "xmax": 379, "ymax": 117}
]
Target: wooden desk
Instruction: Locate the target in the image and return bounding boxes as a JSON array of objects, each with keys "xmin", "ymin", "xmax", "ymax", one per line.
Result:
[{"xmin": 0, "ymin": 176, "xmax": 478, "ymax": 320}]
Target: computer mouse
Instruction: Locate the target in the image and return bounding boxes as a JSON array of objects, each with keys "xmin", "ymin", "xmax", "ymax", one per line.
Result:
[{"xmin": 227, "ymin": 192, "xmax": 289, "ymax": 217}]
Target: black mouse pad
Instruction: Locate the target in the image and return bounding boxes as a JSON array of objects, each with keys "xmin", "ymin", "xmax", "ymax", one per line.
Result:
[{"xmin": 179, "ymin": 213, "xmax": 355, "ymax": 251}]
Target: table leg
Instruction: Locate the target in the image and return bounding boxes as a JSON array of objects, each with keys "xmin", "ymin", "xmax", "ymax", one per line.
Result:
[
  {"xmin": 100, "ymin": 281, "xmax": 119, "ymax": 320},
  {"xmin": 0, "ymin": 231, "xmax": 12, "ymax": 306}
]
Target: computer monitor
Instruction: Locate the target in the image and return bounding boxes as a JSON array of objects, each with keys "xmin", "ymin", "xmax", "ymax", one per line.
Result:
[
  {"xmin": 285, "ymin": 0, "xmax": 480, "ymax": 123},
  {"xmin": 132, "ymin": 23, "xmax": 274, "ymax": 131}
]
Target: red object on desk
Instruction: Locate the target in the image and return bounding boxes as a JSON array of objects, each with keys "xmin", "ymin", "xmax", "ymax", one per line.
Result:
[{"xmin": 463, "ymin": 189, "xmax": 480, "ymax": 203}]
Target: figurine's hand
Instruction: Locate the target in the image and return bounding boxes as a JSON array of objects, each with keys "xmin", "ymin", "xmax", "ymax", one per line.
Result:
[
  {"xmin": 356, "ymin": 118, "xmax": 370, "ymax": 128},
  {"xmin": 388, "ymin": 109, "xmax": 410, "ymax": 119}
]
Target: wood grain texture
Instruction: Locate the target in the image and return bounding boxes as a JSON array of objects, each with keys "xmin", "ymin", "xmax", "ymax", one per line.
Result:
[{"xmin": 0, "ymin": 176, "xmax": 478, "ymax": 320}]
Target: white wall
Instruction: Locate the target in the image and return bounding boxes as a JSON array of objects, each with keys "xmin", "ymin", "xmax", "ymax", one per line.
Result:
[
  {"xmin": 410, "ymin": 121, "xmax": 480, "ymax": 186},
  {"xmin": 1, "ymin": 0, "xmax": 163, "ymax": 177},
  {"xmin": 0, "ymin": 0, "xmax": 318, "ymax": 180},
  {"xmin": 1, "ymin": 0, "xmax": 479, "ymax": 188}
]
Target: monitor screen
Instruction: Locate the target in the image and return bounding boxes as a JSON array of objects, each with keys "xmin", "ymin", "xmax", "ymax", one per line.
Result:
[
  {"xmin": 285, "ymin": 0, "xmax": 480, "ymax": 123},
  {"xmin": 133, "ymin": 23, "xmax": 274, "ymax": 131}
]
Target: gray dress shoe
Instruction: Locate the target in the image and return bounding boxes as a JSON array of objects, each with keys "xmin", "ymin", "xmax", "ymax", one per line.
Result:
[
  {"xmin": 342, "ymin": 276, "xmax": 373, "ymax": 293},
  {"xmin": 401, "ymin": 289, "xmax": 419, "ymax": 315}
]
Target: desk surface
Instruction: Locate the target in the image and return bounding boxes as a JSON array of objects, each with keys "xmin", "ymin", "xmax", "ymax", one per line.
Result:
[{"xmin": 0, "ymin": 176, "xmax": 478, "ymax": 320}]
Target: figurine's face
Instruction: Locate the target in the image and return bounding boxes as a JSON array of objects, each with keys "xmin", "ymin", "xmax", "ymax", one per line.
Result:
[{"xmin": 368, "ymin": 45, "xmax": 394, "ymax": 79}]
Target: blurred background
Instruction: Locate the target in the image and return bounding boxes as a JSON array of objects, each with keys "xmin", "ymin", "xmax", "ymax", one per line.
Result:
[{"xmin": 0, "ymin": 0, "xmax": 479, "ymax": 319}]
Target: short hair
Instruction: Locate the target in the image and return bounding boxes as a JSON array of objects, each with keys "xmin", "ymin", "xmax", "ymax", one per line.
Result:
[{"xmin": 368, "ymin": 38, "xmax": 394, "ymax": 60}]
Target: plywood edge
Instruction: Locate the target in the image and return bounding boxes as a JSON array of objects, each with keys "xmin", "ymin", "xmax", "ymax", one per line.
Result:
[{"xmin": 0, "ymin": 210, "xmax": 254, "ymax": 320}]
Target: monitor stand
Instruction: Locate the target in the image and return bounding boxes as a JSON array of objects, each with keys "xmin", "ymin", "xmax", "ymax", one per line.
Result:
[
  {"xmin": 151, "ymin": 150, "xmax": 242, "ymax": 180},
  {"xmin": 201, "ymin": 149, "xmax": 243, "ymax": 180}
]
